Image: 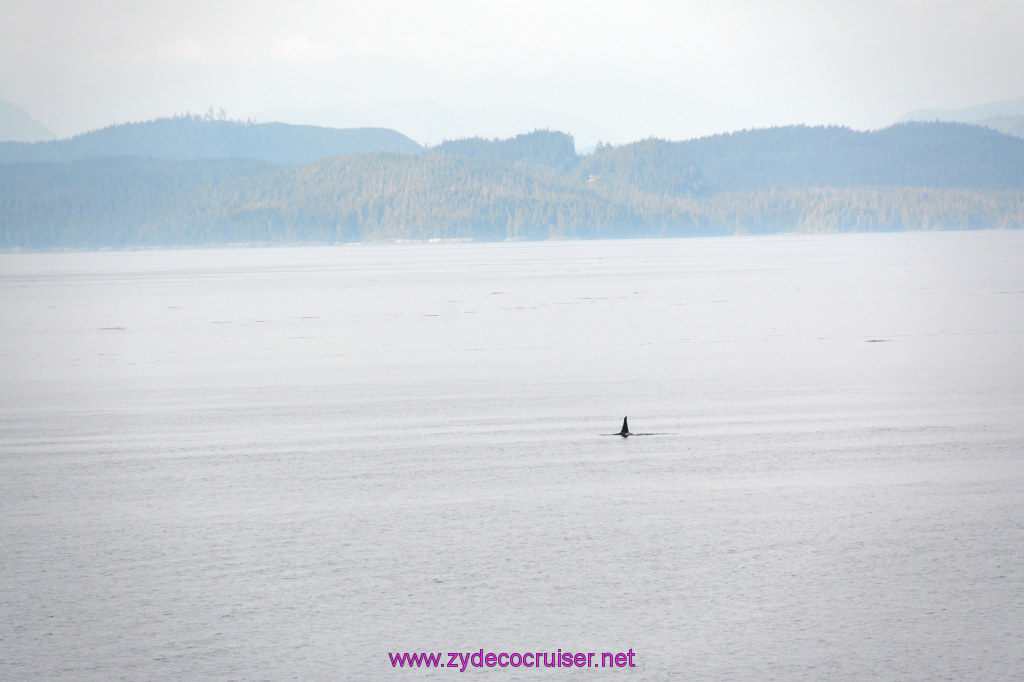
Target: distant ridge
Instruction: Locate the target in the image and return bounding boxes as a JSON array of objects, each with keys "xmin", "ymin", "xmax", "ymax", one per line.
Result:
[
  {"xmin": 0, "ymin": 116, "xmax": 422, "ymax": 165},
  {"xmin": 898, "ymin": 96, "xmax": 1024, "ymax": 124},
  {"xmin": 430, "ymin": 130, "xmax": 578, "ymax": 172},
  {"xmin": 898, "ymin": 96, "xmax": 1024, "ymax": 140},
  {"xmin": 666, "ymin": 122, "xmax": 1024, "ymax": 192},
  {"xmin": 0, "ymin": 97, "xmax": 55, "ymax": 142},
  {"xmin": 3, "ymin": 120, "xmax": 1024, "ymax": 250}
]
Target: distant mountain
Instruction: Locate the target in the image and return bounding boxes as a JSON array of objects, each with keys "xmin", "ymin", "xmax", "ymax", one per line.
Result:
[
  {"xmin": 258, "ymin": 99, "xmax": 615, "ymax": 149},
  {"xmin": 435, "ymin": 123, "xmax": 1024, "ymax": 195},
  {"xmin": 430, "ymin": 130, "xmax": 579, "ymax": 172},
  {"xmin": 898, "ymin": 96, "xmax": 1024, "ymax": 140},
  {"xmin": 898, "ymin": 96, "xmax": 1024, "ymax": 124},
  {"xmin": 0, "ymin": 116, "xmax": 422, "ymax": 164},
  {"xmin": 575, "ymin": 138, "xmax": 707, "ymax": 197},
  {"xmin": 3, "ymin": 120, "xmax": 1023, "ymax": 250},
  {"xmin": 0, "ymin": 98, "xmax": 55, "ymax": 142},
  {"xmin": 675, "ymin": 122, "xmax": 1024, "ymax": 192},
  {"xmin": 979, "ymin": 115, "xmax": 1024, "ymax": 139}
]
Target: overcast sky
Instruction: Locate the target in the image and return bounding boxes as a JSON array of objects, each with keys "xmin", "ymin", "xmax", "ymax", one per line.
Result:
[{"xmin": 2, "ymin": 0, "xmax": 1022, "ymax": 146}]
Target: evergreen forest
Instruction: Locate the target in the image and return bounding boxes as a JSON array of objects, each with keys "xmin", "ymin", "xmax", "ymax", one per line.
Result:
[{"xmin": 2, "ymin": 117, "xmax": 1023, "ymax": 250}]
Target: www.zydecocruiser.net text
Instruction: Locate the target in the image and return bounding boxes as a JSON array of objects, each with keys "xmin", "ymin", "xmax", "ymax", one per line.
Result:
[{"xmin": 389, "ymin": 649, "xmax": 637, "ymax": 671}]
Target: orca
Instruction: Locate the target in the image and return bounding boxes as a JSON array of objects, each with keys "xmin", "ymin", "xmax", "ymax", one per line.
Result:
[
  {"xmin": 618, "ymin": 416, "xmax": 632, "ymax": 437},
  {"xmin": 602, "ymin": 416, "xmax": 666, "ymax": 437}
]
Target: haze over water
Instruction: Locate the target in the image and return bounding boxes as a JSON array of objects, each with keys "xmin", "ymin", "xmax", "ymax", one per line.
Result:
[{"xmin": 2, "ymin": 232, "xmax": 1022, "ymax": 679}]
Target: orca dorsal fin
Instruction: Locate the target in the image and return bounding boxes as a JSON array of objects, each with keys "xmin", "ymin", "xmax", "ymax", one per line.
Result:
[{"xmin": 618, "ymin": 416, "xmax": 630, "ymax": 436}]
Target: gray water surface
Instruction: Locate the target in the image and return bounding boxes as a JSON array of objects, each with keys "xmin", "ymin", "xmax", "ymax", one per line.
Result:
[{"xmin": 2, "ymin": 233, "xmax": 1023, "ymax": 680}]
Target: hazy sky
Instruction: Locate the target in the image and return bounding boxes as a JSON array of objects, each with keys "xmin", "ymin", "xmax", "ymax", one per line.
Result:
[{"xmin": 2, "ymin": 0, "xmax": 1022, "ymax": 146}]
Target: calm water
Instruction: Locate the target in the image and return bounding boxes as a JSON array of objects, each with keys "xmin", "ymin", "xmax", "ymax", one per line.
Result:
[{"xmin": 2, "ymin": 233, "xmax": 1023, "ymax": 680}]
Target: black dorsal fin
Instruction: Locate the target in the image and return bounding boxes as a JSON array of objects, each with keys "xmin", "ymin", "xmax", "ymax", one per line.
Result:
[{"xmin": 618, "ymin": 416, "xmax": 630, "ymax": 436}]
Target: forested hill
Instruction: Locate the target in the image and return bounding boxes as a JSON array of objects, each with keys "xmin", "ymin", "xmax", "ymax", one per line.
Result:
[
  {"xmin": 0, "ymin": 115, "xmax": 422, "ymax": 164},
  {"xmin": 674, "ymin": 123, "xmax": 1024, "ymax": 191},
  {"xmin": 433, "ymin": 123, "xmax": 1024, "ymax": 193},
  {"xmin": 2, "ymin": 120, "xmax": 1024, "ymax": 249},
  {"xmin": 431, "ymin": 130, "xmax": 578, "ymax": 172}
]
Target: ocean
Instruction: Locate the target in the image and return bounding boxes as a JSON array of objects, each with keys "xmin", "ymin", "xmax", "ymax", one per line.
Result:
[{"xmin": 2, "ymin": 232, "xmax": 1022, "ymax": 680}]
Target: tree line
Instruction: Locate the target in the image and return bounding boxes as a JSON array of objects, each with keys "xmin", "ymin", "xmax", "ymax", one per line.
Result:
[{"xmin": 2, "ymin": 120, "xmax": 1023, "ymax": 249}]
